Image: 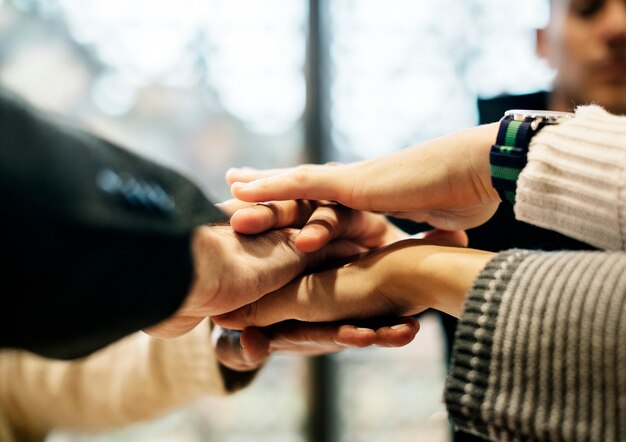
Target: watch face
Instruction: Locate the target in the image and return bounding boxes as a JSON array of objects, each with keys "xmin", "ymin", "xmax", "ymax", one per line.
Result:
[{"xmin": 505, "ymin": 109, "xmax": 575, "ymax": 124}]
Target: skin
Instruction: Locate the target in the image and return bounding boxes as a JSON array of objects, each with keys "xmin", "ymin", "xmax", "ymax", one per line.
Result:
[
  {"xmin": 146, "ymin": 198, "xmax": 408, "ymax": 339},
  {"xmin": 215, "ymin": 1, "xmax": 626, "ymax": 369},
  {"xmin": 220, "ymin": 197, "xmax": 407, "ymax": 253},
  {"xmin": 213, "ymin": 318, "xmax": 419, "ymax": 372},
  {"xmin": 221, "ymin": 125, "xmax": 501, "ymax": 336},
  {"xmin": 213, "ymin": 239, "xmax": 494, "ymax": 331},
  {"xmin": 229, "ymin": 123, "xmax": 501, "ymax": 233},
  {"xmin": 143, "ymin": 199, "xmax": 418, "ymax": 371},
  {"xmin": 538, "ymin": 0, "xmax": 626, "ymax": 114},
  {"xmin": 210, "ymin": 4, "xmax": 626, "ymax": 367}
]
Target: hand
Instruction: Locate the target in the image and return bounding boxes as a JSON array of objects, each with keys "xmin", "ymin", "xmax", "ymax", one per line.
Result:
[
  {"xmin": 218, "ymin": 198, "xmax": 408, "ymax": 253},
  {"xmin": 145, "ymin": 225, "xmax": 365, "ymax": 339},
  {"xmin": 213, "ymin": 233, "xmax": 495, "ymax": 330},
  {"xmin": 227, "ymin": 123, "xmax": 501, "ymax": 231},
  {"xmin": 213, "ymin": 317, "xmax": 419, "ymax": 372}
]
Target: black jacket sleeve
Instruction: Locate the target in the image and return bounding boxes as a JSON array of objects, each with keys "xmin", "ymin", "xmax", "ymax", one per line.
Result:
[{"xmin": 0, "ymin": 90, "xmax": 228, "ymax": 359}]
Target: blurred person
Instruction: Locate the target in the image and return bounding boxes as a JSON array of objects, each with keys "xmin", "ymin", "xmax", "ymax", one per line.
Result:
[
  {"xmin": 542, "ymin": 0, "xmax": 626, "ymax": 115},
  {"xmin": 470, "ymin": 0, "xmax": 626, "ymax": 249},
  {"xmin": 481, "ymin": 0, "xmax": 626, "ymax": 126},
  {"xmin": 221, "ymin": 103, "xmax": 626, "ymax": 441}
]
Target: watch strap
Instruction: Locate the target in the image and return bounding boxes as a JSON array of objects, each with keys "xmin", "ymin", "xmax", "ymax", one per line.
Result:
[{"xmin": 490, "ymin": 115, "xmax": 544, "ymax": 205}]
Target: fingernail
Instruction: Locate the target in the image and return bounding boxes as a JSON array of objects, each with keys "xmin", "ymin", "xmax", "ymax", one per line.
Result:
[
  {"xmin": 391, "ymin": 324, "xmax": 408, "ymax": 330},
  {"xmin": 242, "ymin": 348, "xmax": 254, "ymax": 363},
  {"xmin": 231, "ymin": 181, "xmax": 248, "ymax": 190},
  {"xmin": 356, "ymin": 327, "xmax": 372, "ymax": 333},
  {"xmin": 297, "ymin": 230, "xmax": 315, "ymax": 238}
]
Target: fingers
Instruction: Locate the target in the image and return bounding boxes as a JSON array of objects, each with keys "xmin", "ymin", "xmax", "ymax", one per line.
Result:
[
  {"xmin": 372, "ymin": 320, "xmax": 419, "ymax": 347},
  {"xmin": 266, "ymin": 318, "xmax": 419, "ymax": 350},
  {"xmin": 230, "ymin": 164, "xmax": 345, "ymax": 204},
  {"xmin": 230, "ymin": 200, "xmax": 315, "ymax": 235},
  {"xmin": 263, "ymin": 321, "xmax": 371, "ymax": 352},
  {"xmin": 213, "ymin": 318, "xmax": 419, "ymax": 372},
  {"xmin": 226, "ymin": 163, "xmax": 341, "ymax": 186},
  {"xmin": 226, "ymin": 166, "xmax": 298, "ymax": 185},
  {"xmin": 297, "ymin": 209, "xmax": 402, "ymax": 252},
  {"xmin": 230, "ymin": 199, "xmax": 402, "ymax": 254},
  {"xmin": 214, "ymin": 198, "xmax": 253, "ymax": 217},
  {"xmin": 339, "ymin": 316, "xmax": 419, "ymax": 347},
  {"xmin": 293, "ymin": 204, "xmax": 352, "ymax": 252},
  {"xmin": 227, "ymin": 126, "xmax": 502, "ymax": 232},
  {"xmin": 219, "ymin": 199, "xmax": 335, "ymax": 245},
  {"xmin": 229, "ymin": 199, "xmax": 371, "ymax": 253}
]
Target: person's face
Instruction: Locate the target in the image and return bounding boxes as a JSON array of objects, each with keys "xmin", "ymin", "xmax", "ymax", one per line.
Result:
[{"xmin": 537, "ymin": 0, "xmax": 626, "ymax": 114}]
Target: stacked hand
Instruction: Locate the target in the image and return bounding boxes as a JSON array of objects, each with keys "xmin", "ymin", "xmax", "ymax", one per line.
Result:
[
  {"xmin": 149, "ymin": 123, "xmax": 501, "ymax": 372},
  {"xmin": 213, "ymin": 233, "xmax": 493, "ymax": 333},
  {"xmin": 145, "ymin": 198, "xmax": 407, "ymax": 338},
  {"xmin": 145, "ymin": 198, "xmax": 420, "ymax": 372},
  {"xmin": 228, "ymin": 123, "xmax": 501, "ymax": 231},
  {"xmin": 207, "ymin": 203, "xmax": 491, "ymax": 371},
  {"xmin": 213, "ymin": 318, "xmax": 419, "ymax": 372}
]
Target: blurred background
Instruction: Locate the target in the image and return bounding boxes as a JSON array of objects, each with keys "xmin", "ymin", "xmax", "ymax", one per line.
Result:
[{"xmin": 0, "ymin": 0, "xmax": 551, "ymax": 441}]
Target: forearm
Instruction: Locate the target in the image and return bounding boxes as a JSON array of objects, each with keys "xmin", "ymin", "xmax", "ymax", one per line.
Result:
[
  {"xmin": 384, "ymin": 242, "xmax": 495, "ymax": 318},
  {"xmin": 0, "ymin": 320, "xmax": 238, "ymax": 439},
  {"xmin": 445, "ymin": 250, "xmax": 626, "ymax": 441}
]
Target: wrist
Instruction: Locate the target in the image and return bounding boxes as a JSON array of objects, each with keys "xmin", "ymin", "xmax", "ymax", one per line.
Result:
[
  {"xmin": 419, "ymin": 247, "xmax": 495, "ymax": 318},
  {"xmin": 490, "ymin": 110, "xmax": 574, "ymax": 205},
  {"xmin": 382, "ymin": 242, "xmax": 494, "ymax": 318},
  {"xmin": 470, "ymin": 123, "xmax": 501, "ymax": 203}
]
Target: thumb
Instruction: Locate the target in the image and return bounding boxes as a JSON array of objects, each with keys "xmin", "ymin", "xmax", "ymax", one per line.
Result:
[{"xmin": 213, "ymin": 326, "xmax": 270, "ymax": 371}]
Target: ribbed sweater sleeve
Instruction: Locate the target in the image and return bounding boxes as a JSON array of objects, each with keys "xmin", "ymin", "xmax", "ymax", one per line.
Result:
[
  {"xmin": 515, "ymin": 105, "xmax": 626, "ymax": 250},
  {"xmin": 445, "ymin": 250, "xmax": 626, "ymax": 441}
]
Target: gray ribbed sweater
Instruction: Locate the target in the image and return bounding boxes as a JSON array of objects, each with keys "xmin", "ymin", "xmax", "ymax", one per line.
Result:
[{"xmin": 445, "ymin": 106, "xmax": 626, "ymax": 441}]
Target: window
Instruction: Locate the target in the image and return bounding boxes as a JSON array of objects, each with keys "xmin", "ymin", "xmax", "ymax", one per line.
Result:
[{"xmin": 0, "ymin": 1, "xmax": 551, "ymax": 441}]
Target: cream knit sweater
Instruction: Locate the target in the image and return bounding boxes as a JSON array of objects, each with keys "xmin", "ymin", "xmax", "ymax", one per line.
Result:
[
  {"xmin": 446, "ymin": 106, "xmax": 626, "ymax": 441},
  {"xmin": 0, "ymin": 320, "xmax": 231, "ymax": 442},
  {"xmin": 515, "ymin": 105, "xmax": 626, "ymax": 250}
]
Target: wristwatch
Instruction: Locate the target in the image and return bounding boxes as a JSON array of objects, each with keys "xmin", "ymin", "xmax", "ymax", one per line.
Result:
[{"xmin": 490, "ymin": 109, "xmax": 574, "ymax": 205}]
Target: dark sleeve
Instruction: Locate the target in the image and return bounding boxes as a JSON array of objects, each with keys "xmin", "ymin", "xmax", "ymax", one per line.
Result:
[
  {"xmin": 445, "ymin": 250, "xmax": 626, "ymax": 441},
  {"xmin": 0, "ymin": 90, "xmax": 228, "ymax": 359}
]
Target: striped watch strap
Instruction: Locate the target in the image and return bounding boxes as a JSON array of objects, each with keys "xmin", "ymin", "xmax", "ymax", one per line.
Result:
[{"xmin": 490, "ymin": 115, "xmax": 543, "ymax": 205}]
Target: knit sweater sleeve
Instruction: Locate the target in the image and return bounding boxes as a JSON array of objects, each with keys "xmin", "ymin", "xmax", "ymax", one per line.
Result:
[
  {"xmin": 515, "ymin": 105, "xmax": 626, "ymax": 250},
  {"xmin": 445, "ymin": 250, "xmax": 626, "ymax": 441},
  {"xmin": 0, "ymin": 320, "xmax": 233, "ymax": 442}
]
